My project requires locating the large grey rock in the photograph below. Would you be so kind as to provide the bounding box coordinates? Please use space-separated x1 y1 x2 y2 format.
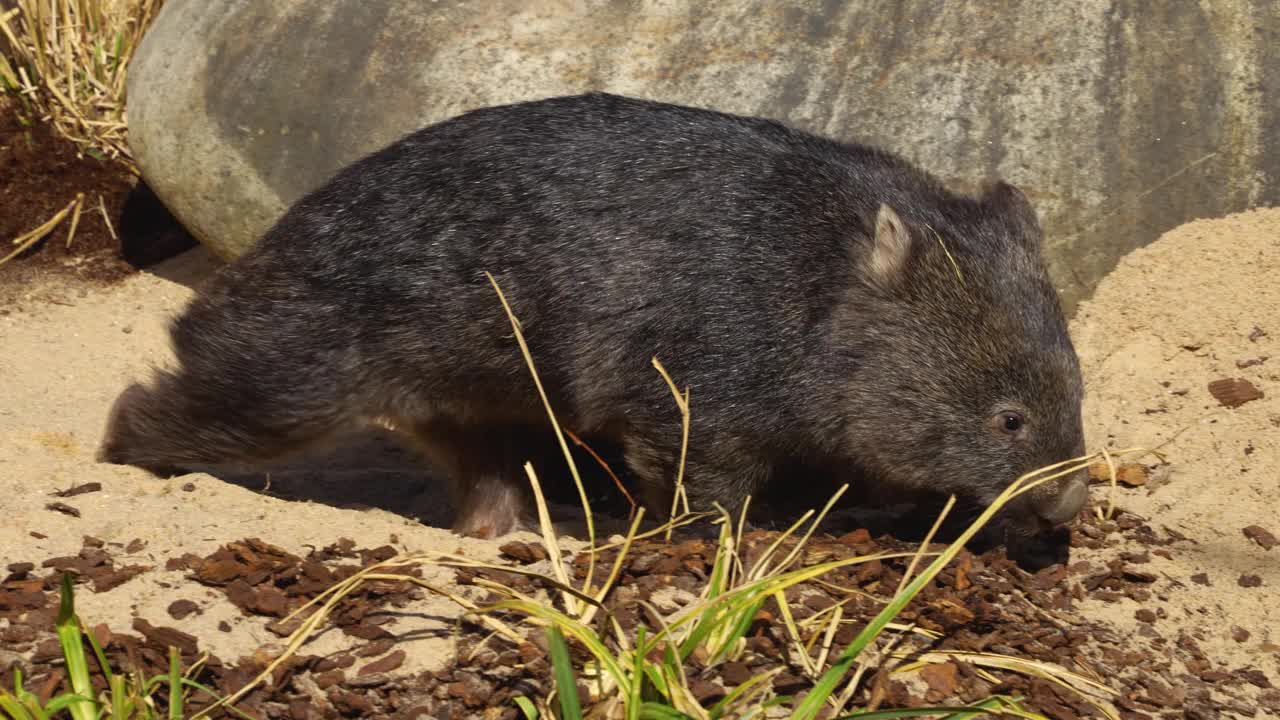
126 1 1280 313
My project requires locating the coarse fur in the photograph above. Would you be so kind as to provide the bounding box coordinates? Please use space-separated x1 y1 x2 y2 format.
98 92 1087 547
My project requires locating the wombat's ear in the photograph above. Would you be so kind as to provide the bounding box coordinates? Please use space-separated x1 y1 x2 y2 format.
864 203 913 290
983 181 1043 249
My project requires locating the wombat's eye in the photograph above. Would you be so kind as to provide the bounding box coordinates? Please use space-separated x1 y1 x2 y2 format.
998 412 1025 434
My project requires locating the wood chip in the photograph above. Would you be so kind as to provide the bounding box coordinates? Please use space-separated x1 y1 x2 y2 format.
357 649 405 676
45 502 80 518
1208 377 1264 408
167 599 200 620
1243 525 1278 550
52 482 102 498
920 661 959 695
1087 462 1148 486
498 541 548 564
91 565 148 592
131 617 198 655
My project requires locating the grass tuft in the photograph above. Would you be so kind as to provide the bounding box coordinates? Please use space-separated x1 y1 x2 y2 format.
0 0 165 169
0 574 245 719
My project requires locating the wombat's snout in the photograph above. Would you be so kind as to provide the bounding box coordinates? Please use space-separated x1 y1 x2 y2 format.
1028 470 1088 526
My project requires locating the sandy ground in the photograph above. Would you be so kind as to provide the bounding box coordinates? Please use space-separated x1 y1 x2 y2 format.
1070 207 1280 682
1 207 1277 703
0 248 565 676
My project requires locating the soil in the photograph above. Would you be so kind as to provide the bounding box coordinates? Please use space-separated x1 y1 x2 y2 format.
0 97 196 307
1 109 1277 716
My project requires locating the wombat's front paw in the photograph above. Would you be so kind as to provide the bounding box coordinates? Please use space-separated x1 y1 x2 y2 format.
1005 524 1072 572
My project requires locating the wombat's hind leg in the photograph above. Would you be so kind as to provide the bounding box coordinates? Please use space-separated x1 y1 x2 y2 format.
409 421 540 539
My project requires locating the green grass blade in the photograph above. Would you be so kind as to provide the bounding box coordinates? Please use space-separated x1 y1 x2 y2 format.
546 627 583 720
485 599 630 695
708 667 782 718
832 696 1017 720
82 620 115 690
41 694 94 715
642 663 671 703
156 677 258 720
664 553 911 650
0 691 37 720
707 596 763 664
703 522 732 600
9 689 46 720
110 675 128 718
638 703 695 720
627 628 646 720
54 575 97 720
512 696 539 720
0 54 18 91
168 647 183 719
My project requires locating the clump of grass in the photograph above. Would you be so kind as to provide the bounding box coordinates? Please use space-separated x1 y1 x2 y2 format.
0 0 164 169
0 574 242 720
191 273 1142 719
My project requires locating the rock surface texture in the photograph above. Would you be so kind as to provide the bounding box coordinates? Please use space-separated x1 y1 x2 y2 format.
126 0 1280 312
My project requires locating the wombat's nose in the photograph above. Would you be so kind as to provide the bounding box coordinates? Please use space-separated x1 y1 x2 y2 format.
1032 471 1088 525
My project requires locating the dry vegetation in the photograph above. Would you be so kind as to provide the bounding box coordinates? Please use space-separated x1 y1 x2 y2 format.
0 0 163 168
0 0 161 269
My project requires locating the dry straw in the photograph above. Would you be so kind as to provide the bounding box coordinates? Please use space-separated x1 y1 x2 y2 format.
0 0 164 169
0 193 82 268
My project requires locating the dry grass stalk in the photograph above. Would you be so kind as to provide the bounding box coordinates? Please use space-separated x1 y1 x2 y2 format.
95 192 116 240
484 270 600 616
896 494 955 594
64 190 84 246
0 0 164 169
0 194 81 267
651 356 692 537
1096 446 1119 522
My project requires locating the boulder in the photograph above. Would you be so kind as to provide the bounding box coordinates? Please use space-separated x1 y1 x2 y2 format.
126 0 1280 312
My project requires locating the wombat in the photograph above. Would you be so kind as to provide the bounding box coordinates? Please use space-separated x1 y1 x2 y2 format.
98 92 1088 547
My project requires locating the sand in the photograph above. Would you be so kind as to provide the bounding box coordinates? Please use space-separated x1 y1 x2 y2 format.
1 207 1277 703
1070 207 1280 688
0 249 560 675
